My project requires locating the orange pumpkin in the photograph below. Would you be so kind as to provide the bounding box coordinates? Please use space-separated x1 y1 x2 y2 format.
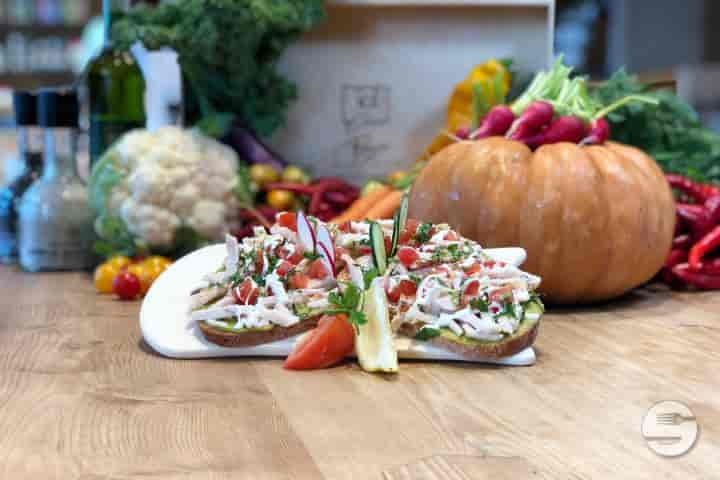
408 137 676 304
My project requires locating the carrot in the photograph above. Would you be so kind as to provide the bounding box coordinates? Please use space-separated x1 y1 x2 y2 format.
330 185 393 223
365 190 404 220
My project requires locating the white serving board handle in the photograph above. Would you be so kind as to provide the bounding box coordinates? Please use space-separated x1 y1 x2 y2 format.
140 244 535 366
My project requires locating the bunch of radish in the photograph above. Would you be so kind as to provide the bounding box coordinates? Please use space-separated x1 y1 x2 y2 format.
455 57 656 149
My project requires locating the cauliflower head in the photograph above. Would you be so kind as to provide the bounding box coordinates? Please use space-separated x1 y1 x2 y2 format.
90 126 242 256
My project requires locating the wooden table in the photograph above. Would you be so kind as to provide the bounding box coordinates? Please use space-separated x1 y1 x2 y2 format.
0 267 718 479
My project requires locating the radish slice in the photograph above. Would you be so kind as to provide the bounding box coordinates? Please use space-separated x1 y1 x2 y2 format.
315 224 335 276
318 242 336 277
296 210 316 253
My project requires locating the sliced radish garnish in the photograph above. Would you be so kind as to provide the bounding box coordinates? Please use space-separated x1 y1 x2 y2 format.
315 224 335 265
296 210 316 253
318 241 336 277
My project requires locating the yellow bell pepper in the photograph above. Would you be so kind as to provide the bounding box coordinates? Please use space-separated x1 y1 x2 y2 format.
420 59 511 161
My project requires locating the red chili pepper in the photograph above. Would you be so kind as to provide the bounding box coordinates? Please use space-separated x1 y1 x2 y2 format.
671 262 720 290
697 257 720 275
676 203 713 241
666 174 720 203
665 248 688 268
672 234 693 250
705 194 720 225
689 225 720 271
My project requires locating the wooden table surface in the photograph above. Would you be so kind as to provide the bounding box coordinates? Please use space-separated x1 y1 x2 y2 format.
0 266 718 479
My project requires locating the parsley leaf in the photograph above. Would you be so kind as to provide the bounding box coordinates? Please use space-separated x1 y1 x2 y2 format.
415 223 432 243
327 283 367 330
415 326 441 341
363 267 380 289
470 297 489 312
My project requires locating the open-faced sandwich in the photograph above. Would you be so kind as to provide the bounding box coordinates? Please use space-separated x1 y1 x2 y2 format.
189 202 543 371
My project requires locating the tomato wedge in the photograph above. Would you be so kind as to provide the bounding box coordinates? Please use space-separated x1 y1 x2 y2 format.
284 314 355 370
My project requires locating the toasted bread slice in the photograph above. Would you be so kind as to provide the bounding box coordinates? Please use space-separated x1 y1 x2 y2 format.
198 317 319 348
397 314 540 360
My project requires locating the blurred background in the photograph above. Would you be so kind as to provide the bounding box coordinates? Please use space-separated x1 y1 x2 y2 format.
0 0 718 172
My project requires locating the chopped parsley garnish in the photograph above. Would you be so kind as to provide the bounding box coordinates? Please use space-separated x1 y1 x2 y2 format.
497 302 516 318
415 326 441 341
293 303 312 320
303 251 321 261
470 297 489 312
408 274 422 285
431 243 467 264
326 283 367 330
415 223 433 243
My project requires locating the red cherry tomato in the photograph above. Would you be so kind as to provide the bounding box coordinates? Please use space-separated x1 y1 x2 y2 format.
464 279 480 297
276 260 293 276
338 221 352 233
288 272 309 289
112 271 141 300
397 247 419 268
233 279 258 305
277 212 297 232
284 314 355 370
387 279 418 303
308 258 328 279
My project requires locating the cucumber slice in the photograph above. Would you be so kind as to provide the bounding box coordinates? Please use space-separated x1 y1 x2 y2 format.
390 192 409 257
369 221 387 274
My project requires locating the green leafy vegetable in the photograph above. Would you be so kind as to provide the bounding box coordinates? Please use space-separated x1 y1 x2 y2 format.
415 326 441 341
327 283 367 329
415 223 433 244
112 0 325 138
469 297 489 313
591 70 720 184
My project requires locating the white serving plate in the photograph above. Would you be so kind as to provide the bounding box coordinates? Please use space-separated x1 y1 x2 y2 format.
140 244 536 366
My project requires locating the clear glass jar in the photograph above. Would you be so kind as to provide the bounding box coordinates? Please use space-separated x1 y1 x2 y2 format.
17 89 95 272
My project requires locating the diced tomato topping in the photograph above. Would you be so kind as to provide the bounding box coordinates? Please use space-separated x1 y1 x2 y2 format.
276 260 293 276
357 246 372 256
334 245 350 259
489 285 514 302
444 231 459 241
277 212 298 232
483 261 496 269
498 261 507 267
308 258 329 279
387 279 418 303
397 247 419 267
288 272 310 289
338 221 352 233
233 279 258 305
288 249 304 265
464 279 480 297
399 218 420 244
464 262 481 275
284 314 355 370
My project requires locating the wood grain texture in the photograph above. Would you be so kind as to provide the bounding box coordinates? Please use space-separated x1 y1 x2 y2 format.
0 267 718 479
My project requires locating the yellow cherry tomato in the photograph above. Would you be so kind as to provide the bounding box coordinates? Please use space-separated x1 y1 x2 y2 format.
142 255 172 271
107 255 131 271
249 164 281 188
267 189 296 210
281 165 310 184
126 263 153 295
94 262 121 294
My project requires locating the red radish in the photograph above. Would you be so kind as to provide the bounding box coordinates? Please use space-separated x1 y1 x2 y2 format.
454 126 471 140
315 224 336 277
580 117 610 145
506 101 554 141
469 105 515 139
296 211 316 253
524 116 587 149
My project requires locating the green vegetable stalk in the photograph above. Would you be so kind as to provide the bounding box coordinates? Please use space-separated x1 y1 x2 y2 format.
112 0 325 138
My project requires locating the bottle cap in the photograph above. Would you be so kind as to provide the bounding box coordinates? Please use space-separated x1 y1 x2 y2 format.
13 91 37 126
38 87 79 128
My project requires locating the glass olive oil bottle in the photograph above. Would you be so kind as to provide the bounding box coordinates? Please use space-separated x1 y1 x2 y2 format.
87 0 146 166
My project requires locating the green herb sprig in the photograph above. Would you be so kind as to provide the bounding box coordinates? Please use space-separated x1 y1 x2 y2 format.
326 283 367 331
